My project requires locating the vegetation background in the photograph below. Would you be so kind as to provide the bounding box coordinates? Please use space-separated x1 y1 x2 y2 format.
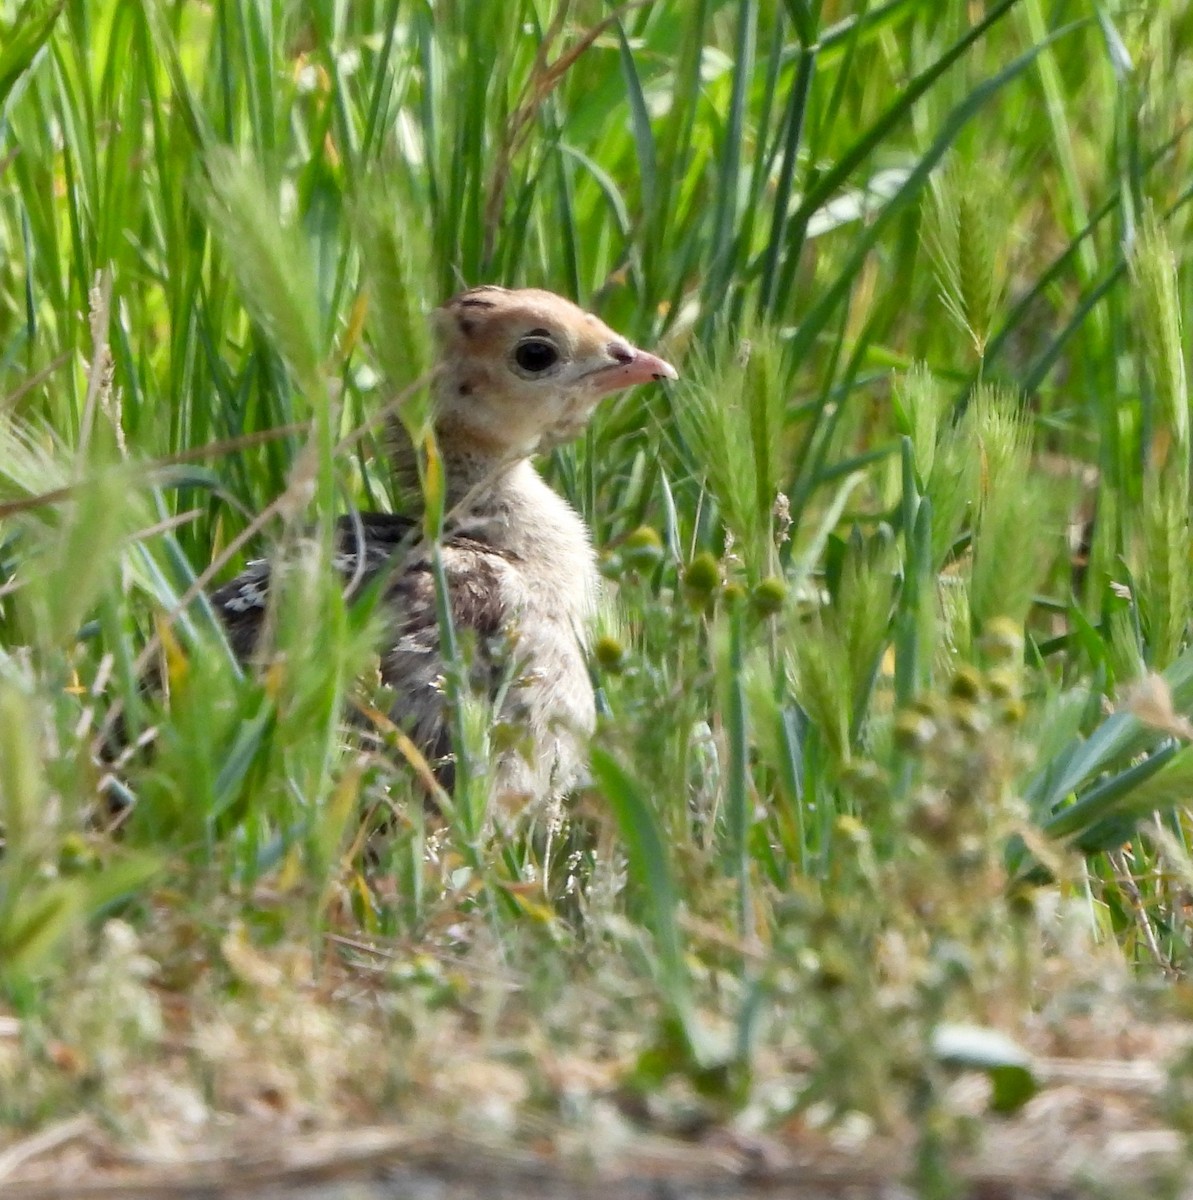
2 0 1193 1191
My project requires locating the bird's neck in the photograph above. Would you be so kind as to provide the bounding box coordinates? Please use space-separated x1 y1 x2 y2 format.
464 458 599 629
387 420 598 626
388 416 530 507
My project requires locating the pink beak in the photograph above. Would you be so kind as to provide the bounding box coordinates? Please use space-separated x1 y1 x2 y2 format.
588 344 678 395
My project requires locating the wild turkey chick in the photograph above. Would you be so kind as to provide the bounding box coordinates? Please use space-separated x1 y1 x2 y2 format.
212 285 677 800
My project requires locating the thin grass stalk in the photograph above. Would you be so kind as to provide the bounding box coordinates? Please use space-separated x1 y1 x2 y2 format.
757 43 815 317
724 603 751 939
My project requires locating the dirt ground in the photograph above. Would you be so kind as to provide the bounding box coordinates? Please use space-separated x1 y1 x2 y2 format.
3 1051 1192 1200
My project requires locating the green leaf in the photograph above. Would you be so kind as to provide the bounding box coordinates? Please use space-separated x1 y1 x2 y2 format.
932 1024 1038 1114
0 0 63 114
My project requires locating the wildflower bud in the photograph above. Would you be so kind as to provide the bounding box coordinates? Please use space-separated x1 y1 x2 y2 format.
750 576 788 617
952 835 985 873
908 794 952 841
949 664 984 701
894 708 936 753
949 698 989 737
622 526 664 570
912 693 948 720
58 832 95 872
722 581 747 607
598 551 624 580
840 760 887 804
594 635 626 673
985 667 1019 700
997 697 1027 725
979 616 1024 664
1006 884 1035 918
813 947 851 991
490 720 530 754
834 814 869 844
683 552 721 596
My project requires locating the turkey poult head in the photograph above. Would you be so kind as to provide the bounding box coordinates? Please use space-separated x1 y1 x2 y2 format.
430 286 677 459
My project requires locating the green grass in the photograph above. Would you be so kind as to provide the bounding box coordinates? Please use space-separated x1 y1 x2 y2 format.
2 0 1193 1185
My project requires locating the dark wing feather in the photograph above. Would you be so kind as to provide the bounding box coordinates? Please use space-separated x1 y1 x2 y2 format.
208 512 511 771
210 511 419 658
336 511 421 568
209 559 273 659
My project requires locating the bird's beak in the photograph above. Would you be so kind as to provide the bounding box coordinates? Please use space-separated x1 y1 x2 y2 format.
587 347 678 395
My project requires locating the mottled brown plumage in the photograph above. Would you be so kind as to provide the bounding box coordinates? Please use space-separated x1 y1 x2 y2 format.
210 286 677 799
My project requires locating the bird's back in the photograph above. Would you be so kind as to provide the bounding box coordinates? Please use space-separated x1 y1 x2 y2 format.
208 506 592 796
211 511 422 658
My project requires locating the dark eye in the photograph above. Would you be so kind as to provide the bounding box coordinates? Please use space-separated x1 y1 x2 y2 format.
514 339 559 373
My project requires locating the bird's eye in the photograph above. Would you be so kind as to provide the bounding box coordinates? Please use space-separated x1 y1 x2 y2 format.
514 339 559 374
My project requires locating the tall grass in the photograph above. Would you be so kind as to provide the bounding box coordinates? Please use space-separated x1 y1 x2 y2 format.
2 0 1193 1172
